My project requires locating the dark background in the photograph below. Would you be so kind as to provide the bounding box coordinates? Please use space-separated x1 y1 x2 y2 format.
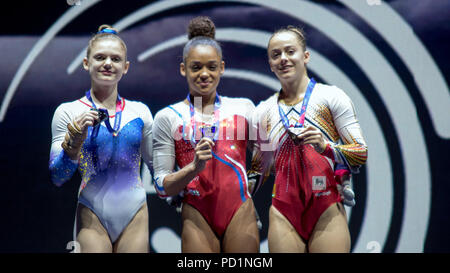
0 0 448 253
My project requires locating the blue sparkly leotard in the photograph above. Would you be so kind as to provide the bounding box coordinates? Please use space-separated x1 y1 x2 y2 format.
49 95 153 243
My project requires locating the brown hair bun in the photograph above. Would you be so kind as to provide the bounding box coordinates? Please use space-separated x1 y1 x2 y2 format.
187 16 216 40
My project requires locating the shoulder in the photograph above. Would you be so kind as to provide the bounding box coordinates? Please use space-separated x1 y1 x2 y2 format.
125 99 151 111
221 96 255 112
221 96 255 108
124 99 153 120
313 83 355 115
55 98 84 111
250 94 278 125
255 93 277 113
154 101 186 123
315 83 350 101
51 99 88 130
220 96 255 120
53 98 87 118
54 102 72 115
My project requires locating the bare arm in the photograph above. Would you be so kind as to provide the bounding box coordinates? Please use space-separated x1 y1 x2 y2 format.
162 138 214 196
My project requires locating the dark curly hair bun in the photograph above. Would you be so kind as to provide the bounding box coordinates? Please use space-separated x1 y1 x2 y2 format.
187 16 216 40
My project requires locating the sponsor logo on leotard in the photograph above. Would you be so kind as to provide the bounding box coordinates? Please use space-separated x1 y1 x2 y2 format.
315 190 331 198
312 176 327 191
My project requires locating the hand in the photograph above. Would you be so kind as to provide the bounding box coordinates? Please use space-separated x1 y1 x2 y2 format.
296 125 326 153
73 110 101 136
192 137 215 173
336 174 356 207
337 181 356 207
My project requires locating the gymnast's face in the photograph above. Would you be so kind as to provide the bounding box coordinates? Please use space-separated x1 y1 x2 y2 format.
268 31 310 84
83 39 129 86
180 45 224 98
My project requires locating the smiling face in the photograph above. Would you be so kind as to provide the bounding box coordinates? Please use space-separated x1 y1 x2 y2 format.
268 31 310 84
83 39 129 86
180 44 224 98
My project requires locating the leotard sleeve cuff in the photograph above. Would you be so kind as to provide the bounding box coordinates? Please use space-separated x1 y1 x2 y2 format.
320 143 335 160
49 150 78 187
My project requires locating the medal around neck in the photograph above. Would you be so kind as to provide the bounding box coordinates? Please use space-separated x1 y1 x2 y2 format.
187 93 221 144
200 124 218 141
91 108 108 127
288 126 303 138
278 78 316 144
86 90 122 138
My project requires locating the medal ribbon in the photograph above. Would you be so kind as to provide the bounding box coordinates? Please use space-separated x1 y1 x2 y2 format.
278 78 316 133
187 93 221 144
86 90 123 137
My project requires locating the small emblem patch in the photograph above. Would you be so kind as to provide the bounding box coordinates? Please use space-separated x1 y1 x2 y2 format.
312 176 327 191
